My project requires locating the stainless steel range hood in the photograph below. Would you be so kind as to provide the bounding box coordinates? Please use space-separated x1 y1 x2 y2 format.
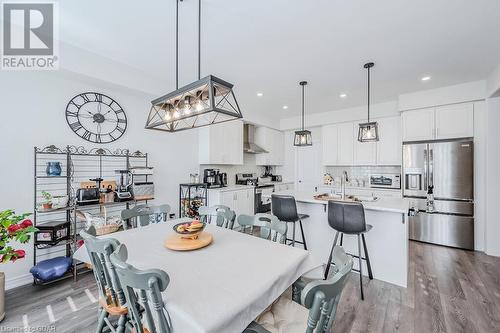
244 124 268 154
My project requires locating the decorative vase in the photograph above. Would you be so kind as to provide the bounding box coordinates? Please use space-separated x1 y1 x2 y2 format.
0 271 5 322
46 162 62 176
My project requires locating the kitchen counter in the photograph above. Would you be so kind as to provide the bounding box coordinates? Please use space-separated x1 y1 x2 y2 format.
207 185 255 192
268 189 409 288
267 190 408 214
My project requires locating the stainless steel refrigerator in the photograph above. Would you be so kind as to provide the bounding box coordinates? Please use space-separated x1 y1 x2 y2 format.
403 139 474 249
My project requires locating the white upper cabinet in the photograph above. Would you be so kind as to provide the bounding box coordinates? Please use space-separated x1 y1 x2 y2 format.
337 122 354 165
401 107 435 142
376 116 402 165
255 127 284 166
435 103 474 140
401 103 474 142
322 124 339 165
199 120 243 165
354 124 377 165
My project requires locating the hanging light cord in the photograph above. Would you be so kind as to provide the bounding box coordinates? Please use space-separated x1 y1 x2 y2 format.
175 0 179 90
301 84 305 130
198 0 201 80
367 65 371 122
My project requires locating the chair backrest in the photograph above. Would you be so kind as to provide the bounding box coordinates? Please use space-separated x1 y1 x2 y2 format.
80 226 124 307
237 214 287 243
327 201 367 233
301 246 353 333
110 244 172 333
271 194 299 222
199 205 234 229
149 204 171 224
121 205 153 229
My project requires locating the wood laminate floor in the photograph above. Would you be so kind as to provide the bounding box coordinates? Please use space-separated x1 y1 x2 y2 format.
1 241 500 333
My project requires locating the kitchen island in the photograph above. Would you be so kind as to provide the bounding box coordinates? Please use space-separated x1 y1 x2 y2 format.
268 190 409 287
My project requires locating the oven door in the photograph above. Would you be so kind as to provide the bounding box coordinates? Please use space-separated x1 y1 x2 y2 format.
255 185 274 213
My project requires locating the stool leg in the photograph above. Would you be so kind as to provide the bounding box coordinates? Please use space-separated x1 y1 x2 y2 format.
324 231 340 279
292 222 296 247
357 235 364 300
340 233 344 246
299 220 307 250
362 234 373 280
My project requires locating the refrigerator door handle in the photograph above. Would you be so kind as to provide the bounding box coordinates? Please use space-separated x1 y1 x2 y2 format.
423 148 428 191
429 148 434 187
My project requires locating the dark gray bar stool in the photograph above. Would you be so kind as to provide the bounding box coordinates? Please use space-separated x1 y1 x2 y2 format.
271 194 309 250
324 201 373 300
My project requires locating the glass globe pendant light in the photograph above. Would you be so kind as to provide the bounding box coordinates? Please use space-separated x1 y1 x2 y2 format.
294 81 312 146
358 62 379 142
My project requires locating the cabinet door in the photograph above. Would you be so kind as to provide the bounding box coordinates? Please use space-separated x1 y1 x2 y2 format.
337 122 354 165
255 127 270 166
273 130 285 165
322 124 338 165
224 121 243 165
376 116 402 165
354 122 377 165
401 108 435 142
435 103 473 139
220 191 236 210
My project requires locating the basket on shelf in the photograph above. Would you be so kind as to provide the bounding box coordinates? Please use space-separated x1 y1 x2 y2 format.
82 207 122 236
95 223 121 236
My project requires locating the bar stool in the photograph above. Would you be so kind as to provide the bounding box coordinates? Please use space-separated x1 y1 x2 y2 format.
271 194 309 250
324 200 373 300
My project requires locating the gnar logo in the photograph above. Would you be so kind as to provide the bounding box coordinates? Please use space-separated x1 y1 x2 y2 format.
1 2 59 70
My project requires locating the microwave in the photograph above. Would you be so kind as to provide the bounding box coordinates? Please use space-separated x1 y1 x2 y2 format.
370 174 401 189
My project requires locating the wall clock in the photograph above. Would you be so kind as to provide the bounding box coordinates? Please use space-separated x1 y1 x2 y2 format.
65 92 127 144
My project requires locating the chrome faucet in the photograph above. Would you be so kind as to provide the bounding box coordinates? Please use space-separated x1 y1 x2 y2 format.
341 171 349 200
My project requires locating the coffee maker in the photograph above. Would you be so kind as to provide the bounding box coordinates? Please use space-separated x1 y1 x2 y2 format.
203 168 226 188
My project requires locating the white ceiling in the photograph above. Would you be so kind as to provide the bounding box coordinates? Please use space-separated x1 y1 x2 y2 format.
58 0 500 119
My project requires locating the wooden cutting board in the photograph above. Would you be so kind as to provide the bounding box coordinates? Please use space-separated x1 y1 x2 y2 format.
164 232 213 251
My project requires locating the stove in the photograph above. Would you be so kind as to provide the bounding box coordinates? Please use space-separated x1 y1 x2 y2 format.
235 173 274 213
235 173 258 186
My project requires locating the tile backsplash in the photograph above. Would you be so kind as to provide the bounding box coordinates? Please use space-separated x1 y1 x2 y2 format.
200 154 268 186
324 166 401 188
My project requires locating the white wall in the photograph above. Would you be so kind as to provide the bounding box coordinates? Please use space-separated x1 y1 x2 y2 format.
487 63 500 97
485 97 500 256
0 71 200 288
398 80 486 111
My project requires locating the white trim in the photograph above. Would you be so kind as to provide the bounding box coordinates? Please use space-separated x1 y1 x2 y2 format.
5 273 32 290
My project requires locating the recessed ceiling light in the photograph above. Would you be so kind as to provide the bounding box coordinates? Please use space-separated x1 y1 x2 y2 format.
421 76 431 81
257 92 263 97
339 93 347 98
282 105 288 110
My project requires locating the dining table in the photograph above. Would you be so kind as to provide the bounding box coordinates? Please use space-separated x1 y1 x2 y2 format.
73 218 322 333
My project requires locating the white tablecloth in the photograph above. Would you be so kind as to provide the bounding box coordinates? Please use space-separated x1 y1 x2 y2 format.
73 219 322 333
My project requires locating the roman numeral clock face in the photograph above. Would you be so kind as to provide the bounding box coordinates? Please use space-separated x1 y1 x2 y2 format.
65 92 127 143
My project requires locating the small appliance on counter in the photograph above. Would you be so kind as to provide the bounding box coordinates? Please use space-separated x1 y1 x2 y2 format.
115 170 133 201
271 175 282 182
369 173 401 189
203 168 226 188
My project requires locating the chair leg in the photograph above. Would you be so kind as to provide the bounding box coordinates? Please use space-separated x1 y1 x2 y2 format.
324 231 339 280
292 222 296 247
95 308 108 333
299 220 307 250
357 235 364 300
362 234 373 280
116 314 127 333
340 233 343 246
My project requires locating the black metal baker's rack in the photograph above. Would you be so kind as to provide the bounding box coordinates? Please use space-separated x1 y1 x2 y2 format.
179 183 208 218
33 145 151 285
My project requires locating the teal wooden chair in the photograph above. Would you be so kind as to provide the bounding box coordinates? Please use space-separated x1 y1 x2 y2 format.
199 205 235 229
244 246 353 333
110 244 173 333
238 214 287 244
121 206 153 230
149 204 171 224
80 226 132 333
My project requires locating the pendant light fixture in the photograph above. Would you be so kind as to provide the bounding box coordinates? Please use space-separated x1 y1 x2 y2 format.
294 81 312 146
145 0 242 132
358 62 379 142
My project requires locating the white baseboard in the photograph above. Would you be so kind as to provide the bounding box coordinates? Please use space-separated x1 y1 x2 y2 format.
5 273 32 290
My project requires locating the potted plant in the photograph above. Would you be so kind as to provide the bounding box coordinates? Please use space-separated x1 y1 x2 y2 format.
41 191 53 210
0 210 38 322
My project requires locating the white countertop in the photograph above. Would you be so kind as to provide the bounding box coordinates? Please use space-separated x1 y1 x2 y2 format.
207 185 255 192
318 184 402 192
268 190 409 214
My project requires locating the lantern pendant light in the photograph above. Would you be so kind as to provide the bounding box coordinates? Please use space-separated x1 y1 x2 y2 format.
294 81 312 146
358 62 379 142
145 0 242 132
